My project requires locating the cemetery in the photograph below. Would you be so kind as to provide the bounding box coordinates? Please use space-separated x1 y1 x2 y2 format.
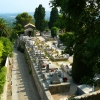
22 36 71 99
17 23 100 100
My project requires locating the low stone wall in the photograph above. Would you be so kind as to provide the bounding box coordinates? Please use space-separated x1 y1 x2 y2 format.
24 45 54 100
52 58 68 61
45 51 68 61
74 90 100 100
49 83 70 94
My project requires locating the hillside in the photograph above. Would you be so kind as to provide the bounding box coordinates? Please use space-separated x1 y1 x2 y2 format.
0 11 50 26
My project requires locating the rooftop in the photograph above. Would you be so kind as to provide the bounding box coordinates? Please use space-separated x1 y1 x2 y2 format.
24 23 35 28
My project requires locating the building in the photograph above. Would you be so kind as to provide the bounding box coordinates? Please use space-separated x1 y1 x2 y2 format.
24 23 35 36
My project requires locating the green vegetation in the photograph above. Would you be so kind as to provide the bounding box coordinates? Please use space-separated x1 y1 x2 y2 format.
14 12 33 36
0 18 7 37
55 14 66 29
14 12 33 28
80 76 94 86
48 7 59 29
51 27 58 38
0 17 13 96
68 98 76 100
0 37 13 66
0 18 18 42
0 18 12 38
0 66 7 95
9 30 18 42
0 34 12 97
59 32 74 55
34 4 45 35
44 20 49 29
0 11 35 97
50 0 100 83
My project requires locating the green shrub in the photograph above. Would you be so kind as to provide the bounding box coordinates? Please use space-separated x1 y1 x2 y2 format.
0 66 7 94
68 98 76 100
80 76 94 86
45 28 49 32
51 27 58 38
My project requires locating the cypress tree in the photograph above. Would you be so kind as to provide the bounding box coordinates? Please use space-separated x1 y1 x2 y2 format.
48 7 59 29
34 4 45 35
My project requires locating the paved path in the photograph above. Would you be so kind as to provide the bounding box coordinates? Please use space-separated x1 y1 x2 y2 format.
12 48 41 100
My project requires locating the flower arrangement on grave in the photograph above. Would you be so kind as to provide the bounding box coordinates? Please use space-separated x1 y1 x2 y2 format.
63 77 68 82
42 64 46 68
50 68 55 72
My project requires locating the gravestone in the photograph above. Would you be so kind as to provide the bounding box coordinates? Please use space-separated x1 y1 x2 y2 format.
50 72 61 84
46 64 49 72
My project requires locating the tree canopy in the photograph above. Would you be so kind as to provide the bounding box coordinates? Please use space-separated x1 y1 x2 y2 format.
50 0 100 83
13 12 34 37
0 18 11 37
0 37 13 65
14 12 33 30
48 7 59 29
34 4 45 35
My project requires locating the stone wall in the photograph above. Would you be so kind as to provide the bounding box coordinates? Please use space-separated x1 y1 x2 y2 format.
74 90 100 100
45 51 68 61
24 45 54 100
49 83 70 94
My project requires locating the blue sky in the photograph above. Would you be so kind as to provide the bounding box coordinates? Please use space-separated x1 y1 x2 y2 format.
0 0 51 13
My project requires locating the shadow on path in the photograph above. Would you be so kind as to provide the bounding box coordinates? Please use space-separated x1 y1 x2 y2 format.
12 48 41 100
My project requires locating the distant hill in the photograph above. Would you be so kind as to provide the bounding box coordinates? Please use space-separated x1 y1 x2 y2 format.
0 11 50 26
28 11 50 20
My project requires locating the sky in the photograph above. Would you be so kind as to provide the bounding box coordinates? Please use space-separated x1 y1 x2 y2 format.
0 0 51 13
